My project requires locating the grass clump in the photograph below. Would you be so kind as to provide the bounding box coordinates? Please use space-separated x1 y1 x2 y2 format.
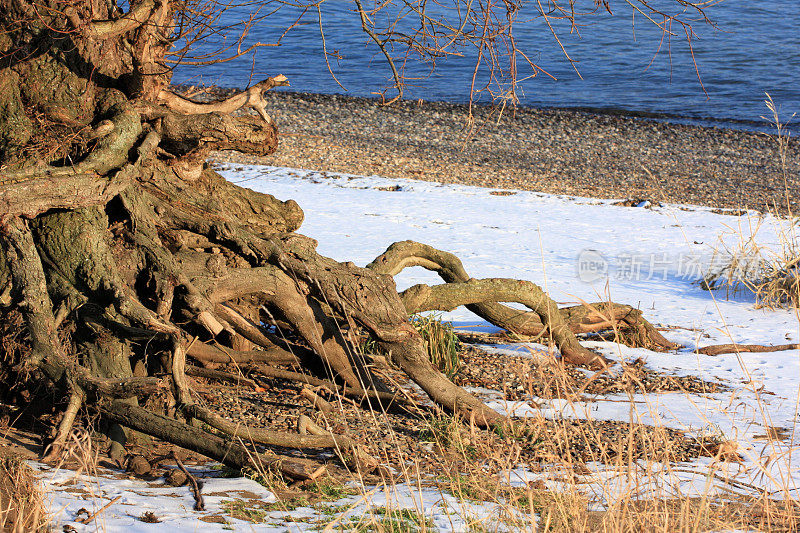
0 456 48 532
222 499 269 523
702 95 799 309
411 314 461 378
311 477 359 501
418 413 479 459
361 313 461 376
331 506 434 532
701 221 799 309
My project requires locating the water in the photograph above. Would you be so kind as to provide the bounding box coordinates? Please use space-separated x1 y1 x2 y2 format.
173 1 800 133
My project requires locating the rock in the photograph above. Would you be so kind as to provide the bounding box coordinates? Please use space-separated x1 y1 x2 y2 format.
126 455 152 476
166 468 188 486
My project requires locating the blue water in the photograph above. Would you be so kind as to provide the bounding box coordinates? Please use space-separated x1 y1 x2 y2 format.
174 1 800 133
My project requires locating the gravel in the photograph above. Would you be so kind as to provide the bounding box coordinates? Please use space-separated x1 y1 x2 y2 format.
454 345 727 402
188 341 719 470
207 89 799 214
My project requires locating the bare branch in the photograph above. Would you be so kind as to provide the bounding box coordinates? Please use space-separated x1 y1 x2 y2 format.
157 75 289 124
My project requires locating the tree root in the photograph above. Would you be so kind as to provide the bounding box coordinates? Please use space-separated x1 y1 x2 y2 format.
368 240 676 352
0 216 163 398
186 342 298 365
42 389 84 463
401 278 606 368
99 400 316 479
157 75 289 125
172 451 205 511
299 386 334 414
184 405 379 474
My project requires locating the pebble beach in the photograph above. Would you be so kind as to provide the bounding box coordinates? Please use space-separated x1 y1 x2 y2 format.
210 90 799 214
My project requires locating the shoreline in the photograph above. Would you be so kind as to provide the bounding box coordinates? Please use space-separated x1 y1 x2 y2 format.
206 89 798 214
200 84 786 135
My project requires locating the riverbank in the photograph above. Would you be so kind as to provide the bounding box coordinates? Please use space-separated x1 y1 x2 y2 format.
207 89 798 214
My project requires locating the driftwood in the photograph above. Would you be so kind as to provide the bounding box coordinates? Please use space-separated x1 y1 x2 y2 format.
697 343 800 356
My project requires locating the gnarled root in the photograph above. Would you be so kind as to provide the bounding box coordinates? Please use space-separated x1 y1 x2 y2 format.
157 75 289 125
100 400 317 479
401 278 606 368
368 240 678 352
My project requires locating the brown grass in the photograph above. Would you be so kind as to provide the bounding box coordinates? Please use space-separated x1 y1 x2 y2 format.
702 95 799 309
0 456 47 532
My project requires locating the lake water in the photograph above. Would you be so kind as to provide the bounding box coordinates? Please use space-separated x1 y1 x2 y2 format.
174 1 799 133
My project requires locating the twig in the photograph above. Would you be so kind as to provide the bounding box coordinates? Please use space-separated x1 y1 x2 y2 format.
172 451 205 511
78 496 121 524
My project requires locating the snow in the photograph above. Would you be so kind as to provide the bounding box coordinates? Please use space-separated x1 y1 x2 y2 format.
36 463 525 531
37 464 279 532
37 164 800 528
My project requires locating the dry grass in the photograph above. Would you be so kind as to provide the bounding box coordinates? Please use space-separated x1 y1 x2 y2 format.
702 212 799 308
0 456 47 532
271 326 799 532
411 314 461 378
326 355 800 532
702 95 799 309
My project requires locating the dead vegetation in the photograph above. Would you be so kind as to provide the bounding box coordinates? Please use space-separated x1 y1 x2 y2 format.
701 95 799 310
0 456 47 532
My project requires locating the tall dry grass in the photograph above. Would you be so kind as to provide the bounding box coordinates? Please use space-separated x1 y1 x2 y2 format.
702 94 798 308
0 456 47 532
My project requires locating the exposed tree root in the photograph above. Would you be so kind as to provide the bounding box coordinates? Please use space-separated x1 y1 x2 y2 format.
99 400 316 479
157 75 290 125
400 277 606 368
172 451 205 511
368 240 677 353
0 102 146 217
1 165 686 476
42 389 84 463
0 48 681 480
